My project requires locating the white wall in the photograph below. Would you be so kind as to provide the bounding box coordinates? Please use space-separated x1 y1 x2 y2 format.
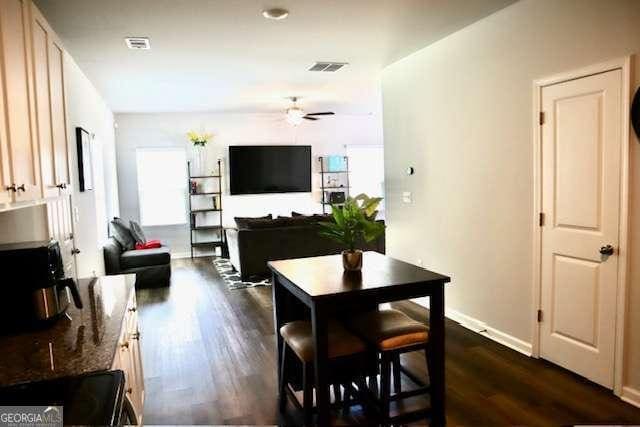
114 112 383 257
63 55 118 276
381 0 640 397
0 204 48 243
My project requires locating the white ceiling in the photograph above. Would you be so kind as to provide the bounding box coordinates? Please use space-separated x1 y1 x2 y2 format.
35 0 516 114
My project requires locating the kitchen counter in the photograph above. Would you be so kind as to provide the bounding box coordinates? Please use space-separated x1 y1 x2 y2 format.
0 274 136 386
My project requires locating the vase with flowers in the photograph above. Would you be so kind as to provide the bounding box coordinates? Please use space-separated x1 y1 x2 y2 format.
187 131 213 175
317 194 385 271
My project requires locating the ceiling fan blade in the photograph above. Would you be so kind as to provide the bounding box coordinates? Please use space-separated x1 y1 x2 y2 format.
305 112 335 116
303 116 319 121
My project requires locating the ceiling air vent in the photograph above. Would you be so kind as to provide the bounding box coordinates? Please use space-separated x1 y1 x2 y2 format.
309 62 348 72
125 37 151 50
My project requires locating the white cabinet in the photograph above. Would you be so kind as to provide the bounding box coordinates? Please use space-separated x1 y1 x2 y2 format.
111 291 145 426
30 3 70 198
46 195 76 279
0 0 72 207
0 0 41 202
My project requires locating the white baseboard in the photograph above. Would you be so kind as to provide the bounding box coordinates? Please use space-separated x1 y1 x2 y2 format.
621 386 640 408
172 251 218 259
445 307 533 356
170 251 191 259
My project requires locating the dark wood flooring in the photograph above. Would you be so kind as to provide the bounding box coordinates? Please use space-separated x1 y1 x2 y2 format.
136 258 640 425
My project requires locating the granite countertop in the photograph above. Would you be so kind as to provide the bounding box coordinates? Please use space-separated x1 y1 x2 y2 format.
0 274 136 387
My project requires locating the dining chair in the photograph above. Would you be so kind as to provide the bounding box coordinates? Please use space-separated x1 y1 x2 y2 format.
347 308 432 423
278 319 371 425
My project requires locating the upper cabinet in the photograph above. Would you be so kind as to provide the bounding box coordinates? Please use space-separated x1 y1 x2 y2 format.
0 0 41 203
0 0 72 206
31 3 70 198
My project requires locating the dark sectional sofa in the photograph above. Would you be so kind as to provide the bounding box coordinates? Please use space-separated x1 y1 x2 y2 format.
103 237 171 288
225 214 385 281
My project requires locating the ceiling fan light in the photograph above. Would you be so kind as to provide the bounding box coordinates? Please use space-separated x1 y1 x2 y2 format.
286 107 305 126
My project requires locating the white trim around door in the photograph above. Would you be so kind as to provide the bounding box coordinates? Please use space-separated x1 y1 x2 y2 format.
531 56 631 396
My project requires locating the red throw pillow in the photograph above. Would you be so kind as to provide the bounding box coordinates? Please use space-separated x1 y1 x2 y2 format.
135 240 161 250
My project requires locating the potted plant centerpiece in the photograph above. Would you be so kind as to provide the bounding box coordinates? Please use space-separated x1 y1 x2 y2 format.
187 131 213 175
318 194 385 271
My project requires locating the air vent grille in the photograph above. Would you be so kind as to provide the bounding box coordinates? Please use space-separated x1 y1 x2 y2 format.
125 37 151 50
309 62 348 72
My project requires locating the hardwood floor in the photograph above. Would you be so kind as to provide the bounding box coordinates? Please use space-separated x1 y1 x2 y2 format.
137 257 640 425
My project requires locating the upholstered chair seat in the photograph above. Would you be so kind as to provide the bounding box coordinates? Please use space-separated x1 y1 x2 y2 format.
280 320 366 362
347 309 429 350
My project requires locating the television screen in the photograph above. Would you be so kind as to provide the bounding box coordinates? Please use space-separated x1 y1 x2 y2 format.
229 145 312 195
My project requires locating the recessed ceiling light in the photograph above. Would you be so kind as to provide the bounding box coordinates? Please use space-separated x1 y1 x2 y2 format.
262 8 289 20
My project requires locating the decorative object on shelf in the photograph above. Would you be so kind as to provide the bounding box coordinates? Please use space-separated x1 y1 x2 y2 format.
318 156 350 214
187 131 213 175
187 131 213 147
317 194 385 272
76 127 94 192
632 87 640 139
328 191 346 204
188 159 226 258
326 155 347 172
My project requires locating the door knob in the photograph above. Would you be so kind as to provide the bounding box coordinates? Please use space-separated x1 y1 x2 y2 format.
599 245 615 256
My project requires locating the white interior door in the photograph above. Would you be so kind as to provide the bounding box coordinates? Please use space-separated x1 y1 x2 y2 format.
539 69 622 388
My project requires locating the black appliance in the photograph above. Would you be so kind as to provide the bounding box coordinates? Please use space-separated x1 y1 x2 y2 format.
0 370 131 426
0 240 82 332
229 145 312 195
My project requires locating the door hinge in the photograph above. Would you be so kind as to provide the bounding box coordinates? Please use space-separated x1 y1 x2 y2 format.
539 212 545 227
539 111 545 125
537 309 543 322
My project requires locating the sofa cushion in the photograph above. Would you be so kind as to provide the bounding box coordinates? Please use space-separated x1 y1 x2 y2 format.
292 212 334 222
235 214 272 229
247 216 314 229
110 218 135 250
129 220 147 245
120 246 171 270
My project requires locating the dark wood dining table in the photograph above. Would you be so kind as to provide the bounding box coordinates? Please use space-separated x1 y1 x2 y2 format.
269 251 451 426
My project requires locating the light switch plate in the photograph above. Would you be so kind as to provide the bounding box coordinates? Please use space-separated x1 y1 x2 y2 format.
402 191 412 203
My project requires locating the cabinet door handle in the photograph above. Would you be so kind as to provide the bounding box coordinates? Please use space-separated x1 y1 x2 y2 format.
56 183 67 189
71 248 81 255
121 341 129 349
128 307 137 313
16 184 25 192
126 387 133 394
5 184 16 192
131 331 141 340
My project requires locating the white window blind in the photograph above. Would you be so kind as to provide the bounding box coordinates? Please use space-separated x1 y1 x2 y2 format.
346 145 385 217
136 148 187 226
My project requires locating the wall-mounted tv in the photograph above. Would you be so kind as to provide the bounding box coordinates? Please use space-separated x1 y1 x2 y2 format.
229 145 312 195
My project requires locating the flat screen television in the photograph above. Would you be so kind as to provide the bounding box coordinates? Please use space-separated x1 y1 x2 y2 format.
229 145 312 195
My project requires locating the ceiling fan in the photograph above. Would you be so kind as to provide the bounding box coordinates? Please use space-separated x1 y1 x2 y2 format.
285 97 334 126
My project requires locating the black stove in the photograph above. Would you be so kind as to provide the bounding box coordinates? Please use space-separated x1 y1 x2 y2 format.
0 370 127 426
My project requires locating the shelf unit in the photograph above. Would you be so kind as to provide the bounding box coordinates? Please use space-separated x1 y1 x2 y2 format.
188 160 226 258
318 156 350 214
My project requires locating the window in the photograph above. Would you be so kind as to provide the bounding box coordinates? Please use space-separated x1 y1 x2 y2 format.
346 145 385 217
136 148 187 226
